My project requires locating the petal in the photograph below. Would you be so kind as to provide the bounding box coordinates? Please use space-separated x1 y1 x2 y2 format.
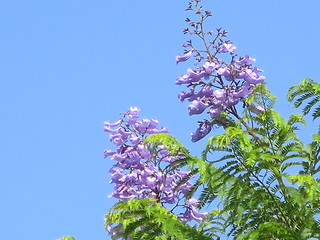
176 49 193 64
188 99 209 115
191 121 212 142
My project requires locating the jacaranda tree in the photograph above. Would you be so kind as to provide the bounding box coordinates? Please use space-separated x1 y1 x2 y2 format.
58 0 320 239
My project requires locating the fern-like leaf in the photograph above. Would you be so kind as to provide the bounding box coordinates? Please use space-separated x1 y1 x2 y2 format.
288 78 320 120
105 198 212 240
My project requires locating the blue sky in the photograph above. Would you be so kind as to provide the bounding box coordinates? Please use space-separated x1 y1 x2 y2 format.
0 1 320 239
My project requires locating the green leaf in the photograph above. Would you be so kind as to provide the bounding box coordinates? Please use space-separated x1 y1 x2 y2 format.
288 78 320 120
105 198 212 240
56 237 76 240
144 133 189 155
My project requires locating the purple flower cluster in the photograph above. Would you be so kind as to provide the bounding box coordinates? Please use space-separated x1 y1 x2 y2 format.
176 53 265 117
176 0 266 142
105 107 207 235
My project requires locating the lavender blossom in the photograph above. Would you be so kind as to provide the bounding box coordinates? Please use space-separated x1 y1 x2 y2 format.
191 120 212 142
106 223 125 238
176 2 266 141
188 99 209 115
176 49 193 64
219 41 236 53
180 198 208 223
104 107 207 230
127 107 139 124
180 207 208 223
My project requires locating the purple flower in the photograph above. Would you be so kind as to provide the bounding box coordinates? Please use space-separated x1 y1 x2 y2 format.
188 99 209 115
122 172 138 183
178 88 195 102
177 181 193 194
106 224 124 237
242 68 266 85
216 66 234 81
236 54 256 65
111 153 127 162
104 119 122 128
176 74 191 85
108 127 131 145
180 206 208 223
146 127 168 134
105 107 205 226
188 86 214 101
136 144 152 159
135 119 158 133
191 121 212 142
109 185 136 200
186 198 200 207
103 126 118 134
189 207 208 222
224 95 240 108
176 68 208 85
176 49 193 64
162 154 180 163
110 168 124 184
175 169 191 179
104 149 115 157
219 41 236 53
209 107 223 119
176 11 268 137
126 150 141 164
110 133 126 146
161 185 177 204
232 86 250 98
203 61 217 74
188 68 208 81
130 135 141 145
127 107 140 124
162 195 176 204
140 164 162 188
147 119 158 129
213 89 226 100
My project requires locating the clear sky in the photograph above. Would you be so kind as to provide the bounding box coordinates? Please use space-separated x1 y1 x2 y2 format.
1 0 320 239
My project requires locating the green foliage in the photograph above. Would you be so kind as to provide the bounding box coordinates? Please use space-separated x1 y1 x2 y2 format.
186 84 320 239
144 133 190 156
56 237 75 240
104 80 320 239
105 198 211 240
288 78 320 120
